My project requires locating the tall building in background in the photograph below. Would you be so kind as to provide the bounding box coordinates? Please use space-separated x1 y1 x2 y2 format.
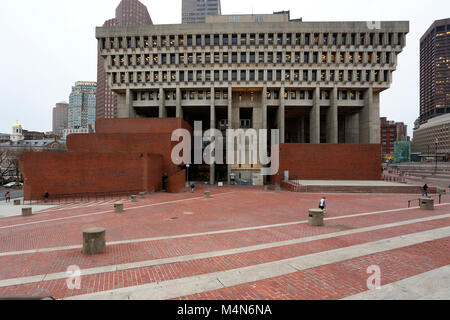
96 0 153 120
68 82 97 130
52 102 68 137
380 117 407 161
182 0 221 24
419 18 450 124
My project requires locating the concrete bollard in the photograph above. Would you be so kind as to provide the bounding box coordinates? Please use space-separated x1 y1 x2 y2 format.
308 209 324 227
14 199 21 206
114 202 124 213
131 195 137 202
82 227 106 255
419 198 434 210
139 192 146 199
275 186 281 193
22 207 32 217
264 185 269 192
204 191 210 199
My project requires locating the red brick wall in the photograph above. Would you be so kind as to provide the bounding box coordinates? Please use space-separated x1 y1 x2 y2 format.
20 152 163 200
274 144 381 184
67 133 180 176
95 118 192 134
166 170 186 193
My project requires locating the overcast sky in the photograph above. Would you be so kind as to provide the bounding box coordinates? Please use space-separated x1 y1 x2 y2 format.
0 0 448 136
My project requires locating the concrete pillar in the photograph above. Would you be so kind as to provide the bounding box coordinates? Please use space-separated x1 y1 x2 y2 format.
227 87 232 184
118 89 135 118
159 87 166 118
176 87 183 118
210 87 216 185
360 87 380 144
326 87 338 144
345 113 360 144
279 87 285 143
262 87 268 130
310 87 320 144
300 117 305 143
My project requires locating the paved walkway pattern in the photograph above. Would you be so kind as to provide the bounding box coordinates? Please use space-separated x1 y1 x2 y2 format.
0 187 448 300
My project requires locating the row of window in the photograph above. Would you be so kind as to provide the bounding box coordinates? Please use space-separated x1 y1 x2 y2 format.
111 69 390 84
109 50 394 66
132 89 365 102
101 32 405 50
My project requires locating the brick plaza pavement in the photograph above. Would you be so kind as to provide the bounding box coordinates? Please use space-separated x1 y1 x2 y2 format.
0 187 448 300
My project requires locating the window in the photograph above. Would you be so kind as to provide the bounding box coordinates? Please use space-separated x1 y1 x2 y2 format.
205 71 211 81
223 71 229 81
268 34 274 45
188 71 193 81
258 34 265 45
178 36 184 46
303 70 308 81
286 34 292 45
305 34 310 45
249 70 255 81
214 34 220 46
187 35 192 46
250 34 256 45
267 70 273 81
214 53 220 63
232 52 237 63
250 52 255 63
304 52 309 63
240 70 246 81
196 35 202 46
277 33 282 45
205 35 211 46
232 34 237 45
276 70 282 81
223 34 229 45
268 52 273 63
196 70 203 81
240 34 247 45
241 52 247 63
214 71 220 81
232 70 237 81
161 36 167 47
312 70 317 81
258 70 264 81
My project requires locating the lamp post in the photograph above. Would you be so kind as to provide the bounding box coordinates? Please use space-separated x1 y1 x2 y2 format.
435 138 438 173
186 164 190 187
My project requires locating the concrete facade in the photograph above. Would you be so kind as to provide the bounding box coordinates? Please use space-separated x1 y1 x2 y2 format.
412 113 450 160
96 19 408 184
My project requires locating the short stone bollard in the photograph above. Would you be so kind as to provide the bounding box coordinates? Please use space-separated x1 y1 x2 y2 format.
131 195 137 202
14 199 21 206
308 209 324 227
419 198 434 210
204 191 210 199
82 227 106 255
275 186 281 193
22 207 32 217
114 202 124 213
139 192 146 199
264 185 269 192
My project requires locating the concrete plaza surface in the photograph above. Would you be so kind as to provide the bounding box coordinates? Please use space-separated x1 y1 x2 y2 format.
0 187 448 300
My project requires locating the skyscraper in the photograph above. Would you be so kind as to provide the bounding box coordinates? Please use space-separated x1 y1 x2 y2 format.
182 0 221 24
52 102 68 137
96 0 152 120
419 18 450 124
68 82 97 130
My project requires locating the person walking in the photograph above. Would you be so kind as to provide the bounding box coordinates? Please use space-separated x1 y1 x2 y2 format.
319 197 327 214
190 183 195 193
5 191 11 203
423 184 429 197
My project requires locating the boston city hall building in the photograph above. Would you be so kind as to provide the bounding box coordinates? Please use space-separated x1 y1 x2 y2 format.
95 12 409 186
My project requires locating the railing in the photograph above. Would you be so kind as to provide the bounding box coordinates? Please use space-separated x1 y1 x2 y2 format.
408 193 443 208
23 190 143 206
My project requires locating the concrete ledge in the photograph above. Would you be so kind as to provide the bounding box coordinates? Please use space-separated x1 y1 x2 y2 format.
13 199 21 206
131 195 137 202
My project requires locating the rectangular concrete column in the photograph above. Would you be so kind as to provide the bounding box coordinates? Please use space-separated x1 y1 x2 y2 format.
227 87 232 184
262 87 267 130
310 87 320 144
117 89 135 118
159 88 166 118
210 88 216 185
300 117 305 143
345 113 360 144
176 87 183 118
360 87 380 144
278 87 285 143
326 87 338 144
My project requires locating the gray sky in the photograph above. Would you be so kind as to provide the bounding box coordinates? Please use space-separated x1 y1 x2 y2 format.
0 0 448 136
